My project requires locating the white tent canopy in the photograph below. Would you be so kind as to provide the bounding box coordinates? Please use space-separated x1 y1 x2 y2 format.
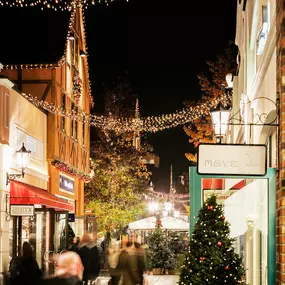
128 216 189 231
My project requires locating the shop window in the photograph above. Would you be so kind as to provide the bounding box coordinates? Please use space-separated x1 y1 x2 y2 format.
74 107 78 140
61 93 66 132
82 116 85 146
4 93 9 128
74 37 79 68
71 103 77 140
202 177 268 284
256 6 268 55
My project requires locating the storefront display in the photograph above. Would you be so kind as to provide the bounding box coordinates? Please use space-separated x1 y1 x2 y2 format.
190 167 276 285
8 181 74 272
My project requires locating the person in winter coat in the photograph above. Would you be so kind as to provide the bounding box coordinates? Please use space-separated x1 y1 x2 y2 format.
43 251 84 285
68 236 80 252
116 240 138 285
9 242 42 285
77 233 100 284
108 241 121 285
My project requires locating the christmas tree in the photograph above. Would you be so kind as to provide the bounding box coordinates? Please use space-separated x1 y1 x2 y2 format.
179 195 245 285
148 217 177 271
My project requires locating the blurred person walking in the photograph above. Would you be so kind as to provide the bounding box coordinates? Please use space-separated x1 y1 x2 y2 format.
68 236 80 252
77 233 100 284
108 241 121 285
9 242 42 285
116 240 137 285
43 251 83 285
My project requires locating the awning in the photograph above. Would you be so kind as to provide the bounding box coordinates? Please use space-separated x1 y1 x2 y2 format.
10 181 74 212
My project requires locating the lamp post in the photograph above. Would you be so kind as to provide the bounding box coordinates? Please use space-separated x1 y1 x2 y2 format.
6 143 31 185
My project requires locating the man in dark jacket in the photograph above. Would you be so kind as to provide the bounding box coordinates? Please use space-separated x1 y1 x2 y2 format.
77 233 100 284
9 242 42 285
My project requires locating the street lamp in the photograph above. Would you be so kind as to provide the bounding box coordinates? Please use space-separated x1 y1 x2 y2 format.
6 143 31 185
210 102 231 143
148 201 159 213
164 200 173 212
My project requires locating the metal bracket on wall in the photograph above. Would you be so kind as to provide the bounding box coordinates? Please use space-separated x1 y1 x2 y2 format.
5 194 10 222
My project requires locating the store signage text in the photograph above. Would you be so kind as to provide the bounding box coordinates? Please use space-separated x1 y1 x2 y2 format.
10 205 35 216
60 175 74 194
197 144 267 176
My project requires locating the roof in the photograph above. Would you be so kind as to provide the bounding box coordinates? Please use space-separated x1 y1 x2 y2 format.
0 7 71 65
128 216 189 231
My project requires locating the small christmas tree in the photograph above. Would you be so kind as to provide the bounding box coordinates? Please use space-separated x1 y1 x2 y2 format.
148 217 177 271
179 195 245 285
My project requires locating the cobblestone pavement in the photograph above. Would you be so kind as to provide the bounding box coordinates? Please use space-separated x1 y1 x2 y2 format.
145 275 179 285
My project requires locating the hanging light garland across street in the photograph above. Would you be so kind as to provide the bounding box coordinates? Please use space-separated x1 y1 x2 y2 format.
0 0 133 10
22 92 231 133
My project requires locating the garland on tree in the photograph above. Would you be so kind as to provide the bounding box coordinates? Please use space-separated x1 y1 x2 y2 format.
179 195 245 285
51 159 91 183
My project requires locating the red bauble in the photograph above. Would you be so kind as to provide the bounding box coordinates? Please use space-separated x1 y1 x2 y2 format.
217 241 222 247
221 216 225 221
225 266 229 270
200 257 205 261
207 205 213 210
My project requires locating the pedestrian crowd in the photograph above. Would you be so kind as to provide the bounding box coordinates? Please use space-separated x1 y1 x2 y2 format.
8 233 149 285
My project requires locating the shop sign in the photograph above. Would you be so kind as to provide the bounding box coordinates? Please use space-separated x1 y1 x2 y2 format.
197 144 267 176
60 174 74 194
10 205 35 216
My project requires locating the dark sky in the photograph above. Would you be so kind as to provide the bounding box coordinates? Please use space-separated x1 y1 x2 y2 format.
86 0 237 192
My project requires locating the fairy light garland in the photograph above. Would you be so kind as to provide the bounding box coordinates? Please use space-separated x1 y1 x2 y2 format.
2 3 95 106
0 0 133 11
22 92 231 133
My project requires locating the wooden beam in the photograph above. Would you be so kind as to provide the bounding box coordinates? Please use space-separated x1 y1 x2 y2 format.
42 83 52 101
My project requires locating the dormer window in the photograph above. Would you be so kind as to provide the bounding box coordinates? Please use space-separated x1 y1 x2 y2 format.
256 6 268 55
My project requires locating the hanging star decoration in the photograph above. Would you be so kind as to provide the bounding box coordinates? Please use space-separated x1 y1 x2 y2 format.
21 91 231 133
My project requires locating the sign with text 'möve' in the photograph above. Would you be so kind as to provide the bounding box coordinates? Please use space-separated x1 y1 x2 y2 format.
197 144 267 176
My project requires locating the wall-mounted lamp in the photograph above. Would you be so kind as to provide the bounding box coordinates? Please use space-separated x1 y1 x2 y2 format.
210 93 279 144
6 143 31 185
80 50 87 57
210 102 231 142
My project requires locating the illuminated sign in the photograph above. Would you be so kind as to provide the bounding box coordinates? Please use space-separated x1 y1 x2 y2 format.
60 174 74 194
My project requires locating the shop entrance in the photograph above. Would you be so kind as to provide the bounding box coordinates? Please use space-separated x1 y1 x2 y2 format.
189 167 276 285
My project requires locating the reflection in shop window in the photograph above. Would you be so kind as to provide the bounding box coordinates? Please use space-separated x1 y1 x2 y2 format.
202 178 268 284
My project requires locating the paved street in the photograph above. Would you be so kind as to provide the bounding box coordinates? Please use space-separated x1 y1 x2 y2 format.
145 275 179 285
97 274 179 285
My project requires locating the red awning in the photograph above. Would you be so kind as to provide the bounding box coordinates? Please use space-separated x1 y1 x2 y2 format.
202 178 245 190
10 181 74 212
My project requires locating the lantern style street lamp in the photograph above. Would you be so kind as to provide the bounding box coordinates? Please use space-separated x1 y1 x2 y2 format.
6 143 31 185
210 102 231 143
148 201 159 213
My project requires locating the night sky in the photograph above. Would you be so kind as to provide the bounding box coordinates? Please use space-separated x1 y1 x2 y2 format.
86 0 237 192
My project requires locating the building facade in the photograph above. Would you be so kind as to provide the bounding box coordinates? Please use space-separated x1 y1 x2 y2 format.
276 0 285 283
229 0 277 284
0 4 92 281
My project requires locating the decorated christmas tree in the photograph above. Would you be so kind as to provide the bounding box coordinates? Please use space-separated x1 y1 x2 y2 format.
179 195 245 285
148 217 177 271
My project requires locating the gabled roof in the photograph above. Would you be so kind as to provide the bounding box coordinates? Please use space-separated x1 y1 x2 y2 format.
0 7 71 65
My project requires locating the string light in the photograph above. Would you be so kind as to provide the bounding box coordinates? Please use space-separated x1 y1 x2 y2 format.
2 3 95 106
0 0 133 11
22 92 231 133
